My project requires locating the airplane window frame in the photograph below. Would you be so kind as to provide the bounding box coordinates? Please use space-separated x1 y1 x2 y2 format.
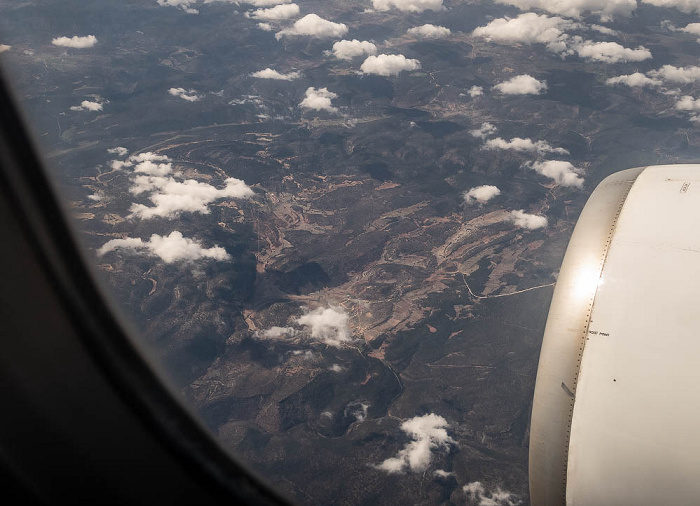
0 67 292 506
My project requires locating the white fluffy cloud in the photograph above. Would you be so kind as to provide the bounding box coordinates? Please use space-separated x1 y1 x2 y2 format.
377 414 454 474
494 0 637 20
590 24 617 35
245 0 293 5
107 146 129 157
484 137 569 155
348 402 369 422
648 65 700 84
407 24 451 39
463 185 501 204
275 14 348 39
124 152 253 219
470 122 497 139
168 87 201 102
463 482 520 506
675 96 700 111
331 39 378 60
371 0 443 12
605 72 662 87
494 74 547 95
70 100 103 112
257 326 298 339
641 0 700 14
129 176 253 219
133 158 173 176
97 231 230 263
131 152 171 163
468 85 484 98
299 87 339 113
52 35 98 48
679 23 700 42
574 40 652 63
472 13 577 54
250 3 299 20
528 160 584 187
472 13 652 62
157 0 202 13
295 306 351 347
360 54 421 76
510 210 547 229
251 68 300 80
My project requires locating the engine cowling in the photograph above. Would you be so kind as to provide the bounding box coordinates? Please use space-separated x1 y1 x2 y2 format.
530 165 700 505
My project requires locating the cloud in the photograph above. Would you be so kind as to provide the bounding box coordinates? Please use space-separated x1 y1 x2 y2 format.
434 470 455 479
377 413 454 474
51 35 98 48
573 40 652 63
129 176 254 219
407 24 451 39
133 160 173 177
292 350 316 359
130 152 171 163
527 160 584 187
675 96 700 111
257 22 273 31
275 14 348 39
168 87 201 102
648 65 700 84
468 85 484 98
347 402 369 422
251 68 300 80
509 210 547 230
472 13 577 54
299 87 339 113
331 39 377 60
679 23 700 41
470 122 497 139
463 185 501 204
463 482 520 506
590 24 617 35
157 0 199 14
472 14 651 62
250 3 300 20
70 100 103 112
0 44 10 53
494 74 547 95
641 0 700 14
125 152 254 219
494 0 637 20
605 72 662 87
97 231 230 263
371 0 443 12
295 306 351 347
484 137 569 155
107 146 129 157
246 0 293 5
360 54 421 76
110 160 133 170
257 326 298 339
329 363 344 372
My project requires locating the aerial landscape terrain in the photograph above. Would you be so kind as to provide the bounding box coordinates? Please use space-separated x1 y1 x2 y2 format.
2 0 700 504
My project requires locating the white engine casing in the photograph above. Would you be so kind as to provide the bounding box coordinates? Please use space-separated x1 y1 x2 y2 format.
530 165 700 505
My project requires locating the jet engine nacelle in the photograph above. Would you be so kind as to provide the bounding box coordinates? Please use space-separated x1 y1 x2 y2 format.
530 165 700 505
